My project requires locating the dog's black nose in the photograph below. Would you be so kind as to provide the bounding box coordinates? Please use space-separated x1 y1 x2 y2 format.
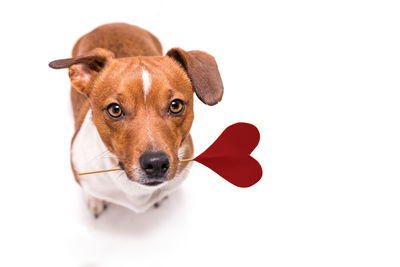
139 151 170 179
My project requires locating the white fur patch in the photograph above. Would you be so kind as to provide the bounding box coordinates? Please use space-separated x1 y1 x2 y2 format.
178 144 187 161
142 68 151 101
142 67 154 144
71 110 191 213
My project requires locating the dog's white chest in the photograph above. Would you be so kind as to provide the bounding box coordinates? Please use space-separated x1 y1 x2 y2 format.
71 110 190 213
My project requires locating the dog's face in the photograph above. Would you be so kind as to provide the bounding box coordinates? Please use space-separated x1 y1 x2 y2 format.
50 48 223 186
90 56 195 185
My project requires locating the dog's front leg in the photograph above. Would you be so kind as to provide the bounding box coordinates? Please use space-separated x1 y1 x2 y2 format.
86 195 108 218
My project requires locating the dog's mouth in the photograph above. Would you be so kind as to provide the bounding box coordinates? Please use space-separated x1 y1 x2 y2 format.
142 181 164 186
134 178 166 187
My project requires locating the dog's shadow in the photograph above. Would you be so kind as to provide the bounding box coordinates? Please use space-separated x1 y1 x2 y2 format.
76 189 186 236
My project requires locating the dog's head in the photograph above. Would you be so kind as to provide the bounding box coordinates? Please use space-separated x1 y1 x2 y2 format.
50 48 223 186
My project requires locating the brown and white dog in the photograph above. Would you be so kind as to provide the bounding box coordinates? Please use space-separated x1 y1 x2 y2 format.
49 23 223 217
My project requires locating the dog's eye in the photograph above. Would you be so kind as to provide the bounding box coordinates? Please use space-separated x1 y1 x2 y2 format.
169 99 185 115
106 103 124 119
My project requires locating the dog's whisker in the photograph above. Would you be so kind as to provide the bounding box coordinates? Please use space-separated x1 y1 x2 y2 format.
95 149 109 157
101 156 120 161
116 171 125 179
88 149 113 162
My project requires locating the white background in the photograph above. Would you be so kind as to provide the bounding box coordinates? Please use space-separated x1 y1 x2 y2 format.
0 0 399 266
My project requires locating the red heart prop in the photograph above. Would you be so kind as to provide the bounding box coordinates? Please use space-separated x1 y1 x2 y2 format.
194 123 263 187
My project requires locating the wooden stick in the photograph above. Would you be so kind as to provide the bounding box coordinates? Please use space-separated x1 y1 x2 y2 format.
79 168 122 176
180 158 194 162
78 158 194 176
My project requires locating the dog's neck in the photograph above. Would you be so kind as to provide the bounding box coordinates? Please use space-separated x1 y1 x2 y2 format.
71 110 192 212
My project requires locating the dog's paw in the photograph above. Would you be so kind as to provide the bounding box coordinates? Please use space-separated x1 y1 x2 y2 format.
153 196 168 209
87 196 108 218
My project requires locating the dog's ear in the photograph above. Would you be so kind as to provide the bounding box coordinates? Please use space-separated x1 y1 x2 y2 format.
167 48 223 106
49 48 114 95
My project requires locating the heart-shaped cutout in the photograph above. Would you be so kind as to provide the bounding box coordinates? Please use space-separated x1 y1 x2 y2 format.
194 123 263 187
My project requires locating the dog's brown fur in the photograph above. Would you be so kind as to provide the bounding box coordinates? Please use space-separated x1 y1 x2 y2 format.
70 23 163 133
49 22 223 187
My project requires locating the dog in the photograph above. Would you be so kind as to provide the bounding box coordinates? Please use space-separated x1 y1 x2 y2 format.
49 23 223 217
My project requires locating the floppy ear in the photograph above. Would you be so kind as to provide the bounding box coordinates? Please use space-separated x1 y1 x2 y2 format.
167 48 223 105
49 48 114 95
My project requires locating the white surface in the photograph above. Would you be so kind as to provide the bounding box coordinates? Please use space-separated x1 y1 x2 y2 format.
0 0 399 266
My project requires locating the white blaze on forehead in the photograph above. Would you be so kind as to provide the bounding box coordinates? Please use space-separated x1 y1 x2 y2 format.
141 67 155 145
141 68 151 101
